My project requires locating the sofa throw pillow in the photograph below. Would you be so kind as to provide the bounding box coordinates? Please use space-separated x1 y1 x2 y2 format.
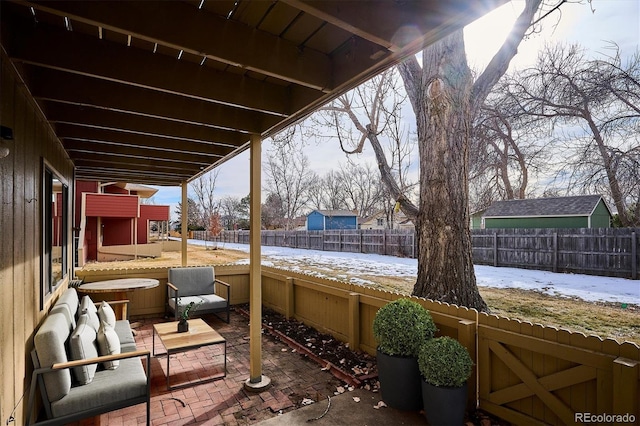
97 321 121 370
79 295 97 314
69 314 99 384
97 300 117 328
83 306 100 332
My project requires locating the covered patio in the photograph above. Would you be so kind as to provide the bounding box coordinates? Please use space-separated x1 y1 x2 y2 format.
0 1 508 424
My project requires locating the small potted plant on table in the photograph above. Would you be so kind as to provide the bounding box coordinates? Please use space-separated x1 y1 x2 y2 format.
373 298 436 411
418 336 473 425
177 300 200 333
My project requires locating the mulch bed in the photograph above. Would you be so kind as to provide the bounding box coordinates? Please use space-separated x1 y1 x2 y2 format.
236 305 510 425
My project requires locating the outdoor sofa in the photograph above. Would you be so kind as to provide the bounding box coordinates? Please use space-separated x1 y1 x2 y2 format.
26 288 150 425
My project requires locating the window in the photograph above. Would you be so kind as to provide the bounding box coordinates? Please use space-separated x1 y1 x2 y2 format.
42 161 69 308
377 218 384 226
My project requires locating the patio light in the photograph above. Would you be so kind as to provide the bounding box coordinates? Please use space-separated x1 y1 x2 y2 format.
0 125 13 158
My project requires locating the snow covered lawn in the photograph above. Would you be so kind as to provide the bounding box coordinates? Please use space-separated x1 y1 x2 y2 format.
188 240 640 306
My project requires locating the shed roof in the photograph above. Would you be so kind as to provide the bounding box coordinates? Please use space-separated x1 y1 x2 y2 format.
311 209 358 217
483 195 608 218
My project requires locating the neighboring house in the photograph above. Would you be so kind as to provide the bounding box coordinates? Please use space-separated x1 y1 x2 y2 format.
360 210 414 230
307 210 358 230
482 195 612 229
75 181 171 265
470 208 488 229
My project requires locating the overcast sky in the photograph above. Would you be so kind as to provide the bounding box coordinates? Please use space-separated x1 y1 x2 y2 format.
151 0 640 220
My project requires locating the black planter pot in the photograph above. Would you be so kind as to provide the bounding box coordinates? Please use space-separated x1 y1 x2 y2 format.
177 319 189 333
421 380 468 425
376 349 422 411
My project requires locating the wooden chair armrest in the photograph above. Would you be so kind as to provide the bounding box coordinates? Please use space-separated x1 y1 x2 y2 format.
215 279 230 299
51 349 151 370
167 282 178 292
93 299 130 307
214 279 230 288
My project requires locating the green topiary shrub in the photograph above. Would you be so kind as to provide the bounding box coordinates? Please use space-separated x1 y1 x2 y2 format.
373 298 437 357
418 336 473 387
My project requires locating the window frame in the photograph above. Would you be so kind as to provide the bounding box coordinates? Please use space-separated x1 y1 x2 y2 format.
41 159 69 309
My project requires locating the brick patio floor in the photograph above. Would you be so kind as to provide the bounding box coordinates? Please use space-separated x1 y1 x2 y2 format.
84 309 346 426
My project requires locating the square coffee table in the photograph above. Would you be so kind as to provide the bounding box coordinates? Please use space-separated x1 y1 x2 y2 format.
153 318 226 389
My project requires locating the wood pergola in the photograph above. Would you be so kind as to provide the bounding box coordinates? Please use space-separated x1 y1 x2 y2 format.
1 0 504 389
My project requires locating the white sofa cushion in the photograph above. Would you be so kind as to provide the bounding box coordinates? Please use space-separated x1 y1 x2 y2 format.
69 314 99 384
97 322 120 370
33 312 72 402
98 301 116 328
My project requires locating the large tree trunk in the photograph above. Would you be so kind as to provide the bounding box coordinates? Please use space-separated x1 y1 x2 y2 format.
409 31 487 311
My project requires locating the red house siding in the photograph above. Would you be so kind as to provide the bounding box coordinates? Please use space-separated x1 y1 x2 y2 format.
102 218 133 246
75 181 98 227
138 205 170 244
85 193 138 218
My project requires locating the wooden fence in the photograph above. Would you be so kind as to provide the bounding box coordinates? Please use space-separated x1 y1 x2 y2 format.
76 265 640 425
192 228 640 279
472 228 638 279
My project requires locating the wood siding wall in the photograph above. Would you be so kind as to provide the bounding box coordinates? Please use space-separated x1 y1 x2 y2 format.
194 228 640 279
0 51 74 425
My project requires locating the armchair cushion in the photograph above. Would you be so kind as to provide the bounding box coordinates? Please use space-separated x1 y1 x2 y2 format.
168 267 215 296
167 266 230 323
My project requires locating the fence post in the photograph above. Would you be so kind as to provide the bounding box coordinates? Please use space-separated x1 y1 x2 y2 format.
553 232 558 273
348 293 360 351
285 277 295 319
383 230 387 255
612 357 638 416
493 232 498 267
458 319 477 409
632 231 637 279
359 230 363 253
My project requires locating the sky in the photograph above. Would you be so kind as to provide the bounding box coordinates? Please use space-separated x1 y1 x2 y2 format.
150 0 640 220
186 239 640 306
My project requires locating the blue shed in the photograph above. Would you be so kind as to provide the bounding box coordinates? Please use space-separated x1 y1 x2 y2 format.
307 210 358 230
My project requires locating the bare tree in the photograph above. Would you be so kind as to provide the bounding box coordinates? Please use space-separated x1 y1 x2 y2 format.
219 196 241 230
327 0 550 310
190 170 220 229
505 43 640 226
317 69 418 220
469 81 553 211
339 162 385 218
264 135 316 230
307 170 346 211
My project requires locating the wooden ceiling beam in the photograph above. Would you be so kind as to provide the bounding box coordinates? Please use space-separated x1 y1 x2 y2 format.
19 0 333 91
64 139 216 166
43 103 249 148
74 166 191 186
55 123 236 157
4 18 323 117
70 151 207 172
24 66 279 134
283 1 505 53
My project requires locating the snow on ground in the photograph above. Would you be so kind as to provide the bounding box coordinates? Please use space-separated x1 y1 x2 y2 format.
187 239 640 306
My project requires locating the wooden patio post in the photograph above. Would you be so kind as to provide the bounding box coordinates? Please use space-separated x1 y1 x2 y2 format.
181 180 187 266
244 133 270 390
